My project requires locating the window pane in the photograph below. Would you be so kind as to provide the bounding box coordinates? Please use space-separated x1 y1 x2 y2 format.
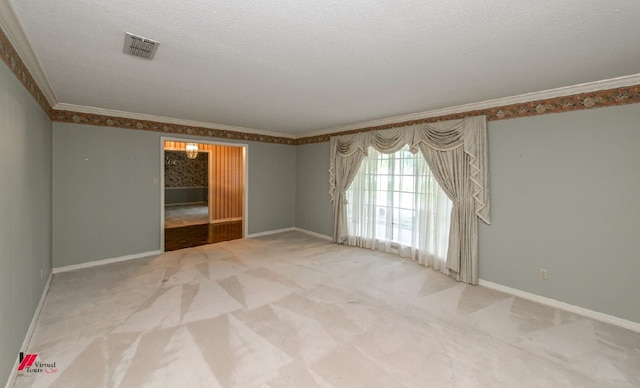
345 145 452 261
399 193 414 210
400 176 414 193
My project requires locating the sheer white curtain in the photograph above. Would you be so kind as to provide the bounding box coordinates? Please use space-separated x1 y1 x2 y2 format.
346 146 453 270
329 116 490 284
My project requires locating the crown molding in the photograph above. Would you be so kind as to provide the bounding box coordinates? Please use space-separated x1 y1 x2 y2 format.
56 78 640 146
302 74 640 139
0 0 57 107
54 103 296 140
52 104 298 145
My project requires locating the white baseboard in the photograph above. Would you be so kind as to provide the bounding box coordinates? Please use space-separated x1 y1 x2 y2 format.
5 272 53 388
247 227 333 241
479 279 640 333
293 228 332 241
52 250 163 274
247 227 295 238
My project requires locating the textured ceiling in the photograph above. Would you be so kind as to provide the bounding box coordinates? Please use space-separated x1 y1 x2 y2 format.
6 0 640 136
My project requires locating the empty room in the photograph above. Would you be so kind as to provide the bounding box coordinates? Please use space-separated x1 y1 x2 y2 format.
1 1 639 387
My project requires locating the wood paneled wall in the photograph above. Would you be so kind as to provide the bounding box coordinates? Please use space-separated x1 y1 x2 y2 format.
164 141 244 221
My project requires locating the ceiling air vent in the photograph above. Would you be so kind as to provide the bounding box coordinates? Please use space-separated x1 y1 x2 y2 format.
123 32 159 60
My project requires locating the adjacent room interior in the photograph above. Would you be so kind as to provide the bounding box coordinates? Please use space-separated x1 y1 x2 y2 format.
2 1 640 387
163 140 245 251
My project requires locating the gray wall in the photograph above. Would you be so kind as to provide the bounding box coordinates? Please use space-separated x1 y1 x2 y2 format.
479 104 640 323
0 61 52 384
52 122 296 267
295 142 333 237
247 142 296 234
52 124 162 267
294 104 640 324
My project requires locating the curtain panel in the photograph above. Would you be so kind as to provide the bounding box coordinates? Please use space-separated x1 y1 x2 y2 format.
329 115 490 284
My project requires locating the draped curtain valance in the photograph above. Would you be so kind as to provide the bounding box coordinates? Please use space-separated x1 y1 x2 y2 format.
329 115 490 284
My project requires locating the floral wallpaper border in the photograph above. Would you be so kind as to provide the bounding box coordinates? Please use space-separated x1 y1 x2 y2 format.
0 25 53 116
2 25 639 146
296 84 640 144
51 109 298 145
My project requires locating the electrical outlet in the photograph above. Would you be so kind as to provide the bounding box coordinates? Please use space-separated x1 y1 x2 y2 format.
539 268 548 280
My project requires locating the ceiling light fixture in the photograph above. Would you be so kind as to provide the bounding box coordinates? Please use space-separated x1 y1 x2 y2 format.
185 143 198 159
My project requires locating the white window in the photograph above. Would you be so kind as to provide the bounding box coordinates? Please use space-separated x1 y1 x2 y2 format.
346 146 453 267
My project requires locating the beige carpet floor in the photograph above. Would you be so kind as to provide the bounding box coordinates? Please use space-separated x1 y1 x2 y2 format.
14 231 640 387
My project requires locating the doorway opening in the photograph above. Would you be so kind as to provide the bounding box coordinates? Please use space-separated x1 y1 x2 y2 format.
161 138 247 251
164 148 210 228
